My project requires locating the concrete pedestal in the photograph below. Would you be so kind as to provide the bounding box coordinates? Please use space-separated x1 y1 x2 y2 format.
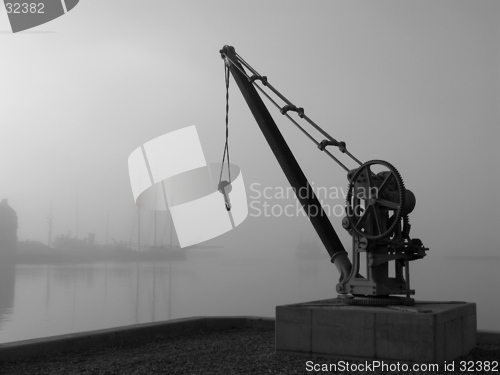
276 299 476 364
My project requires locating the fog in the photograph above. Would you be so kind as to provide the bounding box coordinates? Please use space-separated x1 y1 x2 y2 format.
0 0 498 338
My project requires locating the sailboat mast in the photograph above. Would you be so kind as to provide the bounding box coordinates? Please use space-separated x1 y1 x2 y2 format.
137 205 141 252
154 211 157 248
47 205 53 247
169 210 173 248
106 211 109 246
76 188 79 239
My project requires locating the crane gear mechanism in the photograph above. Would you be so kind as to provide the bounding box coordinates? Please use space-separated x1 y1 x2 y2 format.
345 160 406 240
220 45 427 305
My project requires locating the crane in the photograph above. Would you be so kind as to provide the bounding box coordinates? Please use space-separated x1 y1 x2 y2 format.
219 45 427 306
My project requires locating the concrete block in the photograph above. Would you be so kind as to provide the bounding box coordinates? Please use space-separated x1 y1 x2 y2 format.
462 311 477 352
375 310 434 362
312 307 375 358
275 299 477 364
275 305 312 353
445 315 464 361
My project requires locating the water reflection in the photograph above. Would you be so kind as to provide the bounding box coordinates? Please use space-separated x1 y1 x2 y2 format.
0 253 498 344
0 260 199 343
0 262 15 329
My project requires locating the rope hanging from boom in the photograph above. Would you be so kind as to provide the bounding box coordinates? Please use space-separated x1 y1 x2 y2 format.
218 63 232 211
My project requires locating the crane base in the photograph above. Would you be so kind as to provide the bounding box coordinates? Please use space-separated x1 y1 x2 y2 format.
275 298 476 364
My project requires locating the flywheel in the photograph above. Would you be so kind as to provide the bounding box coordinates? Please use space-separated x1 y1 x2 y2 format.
345 160 405 240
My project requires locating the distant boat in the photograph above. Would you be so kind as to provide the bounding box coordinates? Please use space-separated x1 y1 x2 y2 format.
129 207 188 262
53 233 99 252
146 244 187 261
8 206 187 264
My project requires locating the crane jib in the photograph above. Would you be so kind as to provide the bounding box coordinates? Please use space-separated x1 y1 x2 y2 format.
220 45 352 283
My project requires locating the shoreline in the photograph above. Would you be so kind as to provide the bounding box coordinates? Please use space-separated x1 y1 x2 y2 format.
0 317 499 375
0 316 499 362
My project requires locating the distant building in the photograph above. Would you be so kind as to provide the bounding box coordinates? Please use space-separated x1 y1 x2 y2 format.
0 199 18 252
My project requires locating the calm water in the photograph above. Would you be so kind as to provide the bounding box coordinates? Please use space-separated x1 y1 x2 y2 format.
0 251 498 344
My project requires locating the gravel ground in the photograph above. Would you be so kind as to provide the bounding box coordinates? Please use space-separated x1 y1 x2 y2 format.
0 327 499 375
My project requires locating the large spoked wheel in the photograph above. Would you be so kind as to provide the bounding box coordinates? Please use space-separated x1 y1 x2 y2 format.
345 160 405 240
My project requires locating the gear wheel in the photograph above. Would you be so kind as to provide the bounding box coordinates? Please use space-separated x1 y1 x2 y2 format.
402 214 411 239
345 160 405 240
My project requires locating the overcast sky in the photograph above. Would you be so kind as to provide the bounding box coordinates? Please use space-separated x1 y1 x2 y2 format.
0 1 498 260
